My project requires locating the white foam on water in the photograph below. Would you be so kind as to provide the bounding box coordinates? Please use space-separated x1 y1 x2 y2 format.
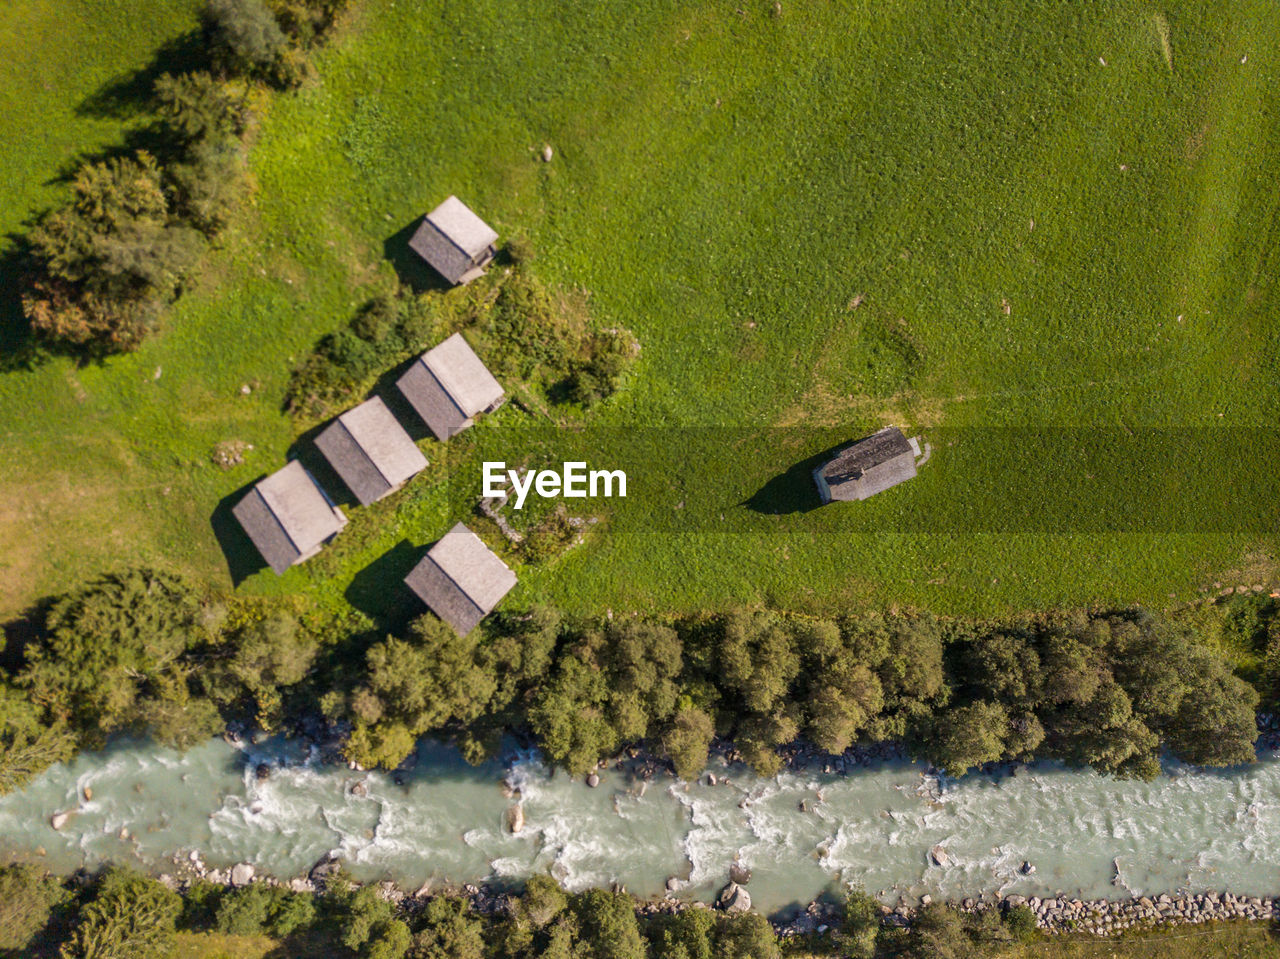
7 741 1280 909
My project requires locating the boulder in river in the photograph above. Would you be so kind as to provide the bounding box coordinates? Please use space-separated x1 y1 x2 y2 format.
50 810 72 831
255 763 270 782
717 881 751 913
729 862 752 885
81 785 93 802
309 853 343 885
231 862 255 886
351 780 368 798
1020 860 1036 875
586 772 600 788
507 804 525 834
929 844 951 868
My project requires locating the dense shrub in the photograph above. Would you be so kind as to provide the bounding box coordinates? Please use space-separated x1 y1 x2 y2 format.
22 153 203 352
286 265 639 425
60 867 181 959
0 863 65 953
18 0 346 357
203 0 292 82
284 293 441 421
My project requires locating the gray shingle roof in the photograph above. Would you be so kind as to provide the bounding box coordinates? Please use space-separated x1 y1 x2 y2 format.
315 397 428 505
404 522 517 634
232 461 348 573
815 426 917 502
408 196 498 285
396 333 505 441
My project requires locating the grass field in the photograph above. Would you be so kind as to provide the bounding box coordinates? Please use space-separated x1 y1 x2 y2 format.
1 0 1278 622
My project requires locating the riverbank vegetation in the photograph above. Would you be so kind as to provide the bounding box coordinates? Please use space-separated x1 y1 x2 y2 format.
1 568 1271 793
4 861 1277 959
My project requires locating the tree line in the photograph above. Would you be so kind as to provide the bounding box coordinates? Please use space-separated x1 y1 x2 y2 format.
15 0 350 357
0 567 1270 796
0 859 1039 959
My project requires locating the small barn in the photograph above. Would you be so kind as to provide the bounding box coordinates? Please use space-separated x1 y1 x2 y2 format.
396 333 505 441
314 397 428 506
814 426 919 503
404 522 517 635
409 195 498 285
232 461 348 574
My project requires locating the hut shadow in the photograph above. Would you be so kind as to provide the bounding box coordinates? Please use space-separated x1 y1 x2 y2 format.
383 218 452 293
345 539 423 633
742 442 849 515
211 477 270 586
368 354 439 442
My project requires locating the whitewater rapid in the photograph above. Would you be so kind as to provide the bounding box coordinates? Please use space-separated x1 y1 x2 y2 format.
0 738 1277 912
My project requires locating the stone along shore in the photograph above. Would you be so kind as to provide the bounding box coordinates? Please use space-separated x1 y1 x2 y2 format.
963 891 1276 938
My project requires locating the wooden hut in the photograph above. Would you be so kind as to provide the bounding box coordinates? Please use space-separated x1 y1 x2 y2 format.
404 522 517 635
232 461 348 573
314 397 428 505
408 195 498 285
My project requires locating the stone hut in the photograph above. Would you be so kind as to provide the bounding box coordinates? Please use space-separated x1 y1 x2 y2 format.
409 195 498 285
396 333 505 441
232 461 348 573
314 397 428 506
404 522 517 635
814 426 919 503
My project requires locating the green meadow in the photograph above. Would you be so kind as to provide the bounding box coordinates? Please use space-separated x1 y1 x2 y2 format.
1 0 1277 623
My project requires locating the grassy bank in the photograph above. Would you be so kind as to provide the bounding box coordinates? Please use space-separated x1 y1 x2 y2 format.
1 0 1277 621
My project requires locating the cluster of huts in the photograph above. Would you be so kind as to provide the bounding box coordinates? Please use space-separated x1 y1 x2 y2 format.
232 197 516 635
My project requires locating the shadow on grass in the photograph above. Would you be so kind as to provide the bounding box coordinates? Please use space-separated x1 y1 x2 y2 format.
0 600 52 673
742 441 848 515
345 538 425 634
74 30 208 121
384 218 453 293
211 477 270 586
0 238 36 371
369 353 438 441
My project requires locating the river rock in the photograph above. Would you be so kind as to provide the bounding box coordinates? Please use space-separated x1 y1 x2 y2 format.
50 810 72 830
309 853 343 885
231 863 255 886
1020 860 1035 875
289 878 315 893
586 772 600 788
929 844 951 868
255 763 270 781
729 862 752 885
351 780 368 798
666 877 681 893
82 785 92 802
507 804 525 834
717 881 751 913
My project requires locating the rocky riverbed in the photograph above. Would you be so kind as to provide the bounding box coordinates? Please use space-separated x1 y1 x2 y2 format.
160 842 1277 941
